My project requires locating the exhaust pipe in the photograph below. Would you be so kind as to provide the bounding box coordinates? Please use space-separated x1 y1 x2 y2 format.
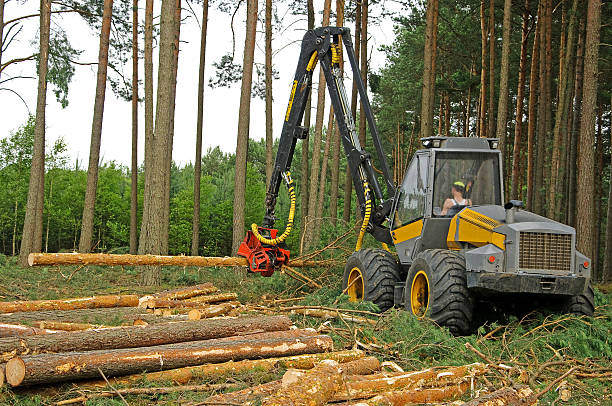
504 200 523 224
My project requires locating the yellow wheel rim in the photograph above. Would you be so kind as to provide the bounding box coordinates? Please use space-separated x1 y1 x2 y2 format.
410 270 429 317
347 267 365 302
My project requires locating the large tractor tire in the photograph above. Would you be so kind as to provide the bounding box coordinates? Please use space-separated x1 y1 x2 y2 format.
405 249 473 335
342 249 401 312
564 283 595 316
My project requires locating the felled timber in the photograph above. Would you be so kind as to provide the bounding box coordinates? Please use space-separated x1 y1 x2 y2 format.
6 334 333 386
142 293 238 309
332 363 486 401
0 315 292 361
86 349 366 387
204 380 282 406
287 308 377 325
341 384 469 405
0 363 5 386
0 323 58 337
28 252 334 268
153 283 218 300
127 314 190 325
0 295 139 314
462 386 536 406
262 360 343 406
187 302 240 320
0 307 146 325
32 321 111 332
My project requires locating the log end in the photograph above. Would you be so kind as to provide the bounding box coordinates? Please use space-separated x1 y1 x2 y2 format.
6 357 25 387
133 319 149 326
188 309 201 320
0 364 5 387
27 253 35 267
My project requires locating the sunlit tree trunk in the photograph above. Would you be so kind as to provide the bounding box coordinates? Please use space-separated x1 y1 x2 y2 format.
420 0 437 139
576 0 601 262
496 0 511 174
264 0 273 187
231 0 258 254
534 1 547 214
329 0 344 226
141 0 154 232
478 0 487 138
130 0 139 254
192 0 208 256
19 0 50 266
487 0 495 139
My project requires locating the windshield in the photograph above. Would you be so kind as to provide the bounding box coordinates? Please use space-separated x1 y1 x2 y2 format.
432 151 501 217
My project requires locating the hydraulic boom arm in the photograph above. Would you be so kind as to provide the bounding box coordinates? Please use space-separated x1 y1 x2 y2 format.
238 27 395 274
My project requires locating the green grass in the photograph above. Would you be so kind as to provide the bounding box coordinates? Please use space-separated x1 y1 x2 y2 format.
0 260 611 405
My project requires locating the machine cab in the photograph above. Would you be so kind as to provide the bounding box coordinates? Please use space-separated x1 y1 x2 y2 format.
390 137 504 265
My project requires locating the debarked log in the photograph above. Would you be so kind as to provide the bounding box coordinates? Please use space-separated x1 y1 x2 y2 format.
84 349 366 387
332 362 486 401
153 283 218 300
187 302 240 320
0 323 59 337
340 383 469 405
0 295 139 314
28 253 335 268
6 334 334 386
0 315 292 361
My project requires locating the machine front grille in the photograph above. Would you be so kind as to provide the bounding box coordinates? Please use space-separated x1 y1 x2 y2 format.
519 232 572 273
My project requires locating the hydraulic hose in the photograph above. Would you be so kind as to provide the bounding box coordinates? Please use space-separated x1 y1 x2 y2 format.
355 182 372 251
251 172 296 246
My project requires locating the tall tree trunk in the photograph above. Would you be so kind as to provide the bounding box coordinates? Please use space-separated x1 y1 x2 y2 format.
534 1 547 214
314 109 334 235
304 0 332 250
420 0 437 139
543 0 552 208
548 0 578 220
191 0 208 256
428 0 438 132
359 0 368 146
144 0 154 177
264 0 273 186
300 0 315 252
603 95 612 282
576 0 601 262
487 0 495 139
342 0 361 225
130 0 139 254
568 17 584 228
329 0 344 226
79 0 114 253
44 178 53 252
139 0 180 284
464 63 473 137
479 0 487 138
19 0 50 267
511 0 529 199
12 199 18 257
496 0 512 171
592 109 603 278
231 0 258 254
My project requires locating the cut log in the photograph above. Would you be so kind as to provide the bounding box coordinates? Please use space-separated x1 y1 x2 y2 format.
86 349 366 387
0 363 4 386
339 356 380 375
204 380 282 406
0 323 59 337
0 307 147 325
0 295 139 314
153 283 218 300
28 253 334 268
262 360 343 406
128 314 190 325
288 308 377 325
462 385 535 406
6 334 334 386
332 363 486 401
143 293 238 309
32 321 111 331
341 383 469 405
187 302 240 320
0 315 292 361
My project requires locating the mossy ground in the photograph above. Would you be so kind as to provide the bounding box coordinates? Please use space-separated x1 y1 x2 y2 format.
0 258 610 405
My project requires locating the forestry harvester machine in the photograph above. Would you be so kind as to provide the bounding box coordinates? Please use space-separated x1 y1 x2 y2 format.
238 27 594 335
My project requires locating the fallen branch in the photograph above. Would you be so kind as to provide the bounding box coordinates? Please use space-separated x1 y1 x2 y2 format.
281 265 322 289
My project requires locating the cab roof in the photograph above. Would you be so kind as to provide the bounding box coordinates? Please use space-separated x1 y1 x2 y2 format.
420 137 499 150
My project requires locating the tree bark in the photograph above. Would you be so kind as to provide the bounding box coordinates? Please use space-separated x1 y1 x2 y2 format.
0 315 292 361
341 385 469 405
264 0 273 186
329 0 344 226
462 386 535 406
604 95 612 282
79 0 114 253
342 0 361 225
18 0 50 267
32 321 110 332
130 0 138 254
534 1 547 214
142 293 238 308
314 108 334 236
143 0 153 185
231 0 259 254
28 253 333 267
496 0 511 171
0 308 146 325
511 1 529 198
420 0 437 139
576 0 601 260
358 0 369 147
138 0 179 283
6 334 332 386
487 0 495 139
0 295 138 314
0 324 58 337
548 0 578 220
303 0 332 250
187 302 238 319
191 0 209 256
478 0 487 138
153 282 217 300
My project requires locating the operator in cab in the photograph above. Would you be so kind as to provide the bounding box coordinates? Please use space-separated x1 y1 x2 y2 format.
441 181 472 215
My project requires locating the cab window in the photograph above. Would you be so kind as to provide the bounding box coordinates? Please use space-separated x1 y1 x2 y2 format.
394 154 428 228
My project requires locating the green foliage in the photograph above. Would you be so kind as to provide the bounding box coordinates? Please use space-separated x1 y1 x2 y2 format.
47 28 82 108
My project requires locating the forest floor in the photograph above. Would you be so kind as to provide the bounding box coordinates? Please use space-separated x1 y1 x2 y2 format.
0 256 611 405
